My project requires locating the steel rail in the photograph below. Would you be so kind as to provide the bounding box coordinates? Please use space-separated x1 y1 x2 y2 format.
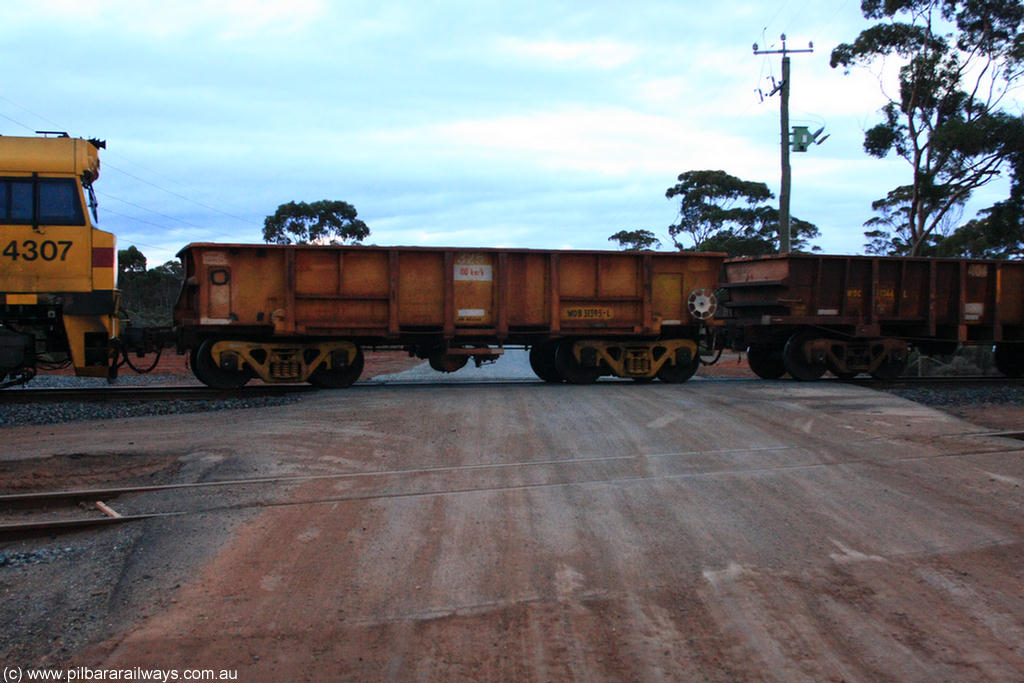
3 442 1023 540
4 374 1021 403
0 444 804 508
0 384 316 404
846 376 1023 388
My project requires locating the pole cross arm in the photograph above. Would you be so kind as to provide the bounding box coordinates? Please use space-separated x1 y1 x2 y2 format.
752 34 814 254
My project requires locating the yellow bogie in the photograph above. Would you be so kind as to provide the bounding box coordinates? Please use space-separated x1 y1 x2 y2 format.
207 340 359 384
569 339 698 380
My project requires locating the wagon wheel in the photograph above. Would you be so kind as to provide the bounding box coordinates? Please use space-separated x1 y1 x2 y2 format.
529 341 563 383
828 363 859 380
818 340 857 379
783 331 827 381
869 357 906 380
656 354 700 383
554 340 601 385
869 353 907 380
994 343 1024 378
428 351 468 373
190 339 253 389
310 347 364 388
746 344 786 380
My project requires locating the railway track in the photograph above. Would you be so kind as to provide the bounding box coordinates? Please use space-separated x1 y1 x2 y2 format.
0 384 317 404
4 436 1023 541
3 374 1020 403
846 375 1024 389
0 378 555 403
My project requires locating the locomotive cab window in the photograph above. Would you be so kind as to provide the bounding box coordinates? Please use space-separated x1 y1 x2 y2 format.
0 177 85 225
1 179 33 221
38 179 84 224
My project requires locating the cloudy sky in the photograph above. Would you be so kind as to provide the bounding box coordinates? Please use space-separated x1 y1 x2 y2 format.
1 1 1015 266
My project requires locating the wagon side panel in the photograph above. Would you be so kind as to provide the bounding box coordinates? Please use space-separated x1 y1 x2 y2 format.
506 252 550 329
998 262 1024 339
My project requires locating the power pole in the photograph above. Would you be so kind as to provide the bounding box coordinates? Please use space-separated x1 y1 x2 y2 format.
754 35 813 254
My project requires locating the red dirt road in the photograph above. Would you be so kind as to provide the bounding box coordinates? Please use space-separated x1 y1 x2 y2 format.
3 373 1023 681
24 380 1012 681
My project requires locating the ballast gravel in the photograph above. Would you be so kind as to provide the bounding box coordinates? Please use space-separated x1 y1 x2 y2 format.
0 547 76 568
0 396 301 428
0 374 301 427
883 384 1024 408
4 353 1021 427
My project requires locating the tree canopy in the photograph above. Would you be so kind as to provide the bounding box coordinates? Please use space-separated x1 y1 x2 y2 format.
608 229 661 251
831 0 1024 256
933 131 1024 258
117 248 184 327
263 200 370 245
664 170 820 256
118 245 147 273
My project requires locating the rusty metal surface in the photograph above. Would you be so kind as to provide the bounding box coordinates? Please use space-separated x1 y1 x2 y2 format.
174 245 725 344
723 254 1024 342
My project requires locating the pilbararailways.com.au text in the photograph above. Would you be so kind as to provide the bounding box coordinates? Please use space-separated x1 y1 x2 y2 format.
4 667 238 682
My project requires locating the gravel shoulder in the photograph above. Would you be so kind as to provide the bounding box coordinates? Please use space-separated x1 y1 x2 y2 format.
0 350 422 427
881 384 1024 432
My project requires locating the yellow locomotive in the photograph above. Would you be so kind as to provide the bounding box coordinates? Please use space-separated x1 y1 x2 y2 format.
0 133 119 385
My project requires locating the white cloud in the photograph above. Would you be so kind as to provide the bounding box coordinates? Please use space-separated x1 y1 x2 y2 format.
13 0 326 39
496 37 638 69
5 0 1013 263
372 106 777 180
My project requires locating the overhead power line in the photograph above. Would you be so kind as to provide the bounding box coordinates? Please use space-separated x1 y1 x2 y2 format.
0 111 33 132
0 95 260 235
96 191 211 232
103 163 256 227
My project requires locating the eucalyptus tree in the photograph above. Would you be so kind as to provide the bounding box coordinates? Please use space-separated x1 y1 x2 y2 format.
263 200 370 245
608 229 662 251
665 170 819 255
831 0 1024 255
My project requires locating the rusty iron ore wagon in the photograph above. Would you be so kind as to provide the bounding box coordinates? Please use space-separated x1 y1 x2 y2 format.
173 244 725 388
721 254 1024 380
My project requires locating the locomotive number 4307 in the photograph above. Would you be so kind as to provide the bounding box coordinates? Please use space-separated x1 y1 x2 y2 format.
2 240 73 262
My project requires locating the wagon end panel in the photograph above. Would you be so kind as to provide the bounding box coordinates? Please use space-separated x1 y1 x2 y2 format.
651 271 683 325
650 253 723 327
177 245 286 334
720 255 795 328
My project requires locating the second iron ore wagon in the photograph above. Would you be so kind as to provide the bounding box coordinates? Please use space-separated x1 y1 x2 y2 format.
721 253 1024 380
